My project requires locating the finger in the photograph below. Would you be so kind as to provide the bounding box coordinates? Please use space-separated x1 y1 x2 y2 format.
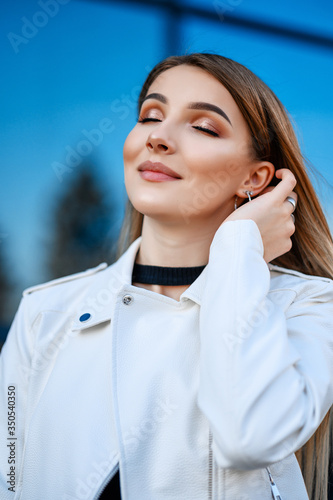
275 168 297 188
260 186 274 196
271 169 297 202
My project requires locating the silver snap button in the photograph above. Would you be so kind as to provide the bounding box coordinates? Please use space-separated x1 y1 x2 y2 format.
122 294 133 305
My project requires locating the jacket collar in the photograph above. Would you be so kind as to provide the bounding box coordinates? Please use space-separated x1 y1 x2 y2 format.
108 236 207 307
72 236 206 331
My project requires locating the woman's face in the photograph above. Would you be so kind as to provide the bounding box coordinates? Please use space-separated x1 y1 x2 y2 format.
123 65 256 225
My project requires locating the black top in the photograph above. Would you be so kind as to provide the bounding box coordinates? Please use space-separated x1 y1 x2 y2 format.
132 262 206 286
99 470 121 499
99 262 206 499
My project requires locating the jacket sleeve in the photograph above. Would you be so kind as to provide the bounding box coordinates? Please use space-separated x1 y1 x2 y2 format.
197 219 333 470
0 295 34 497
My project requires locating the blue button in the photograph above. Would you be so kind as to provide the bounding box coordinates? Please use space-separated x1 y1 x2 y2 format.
79 313 91 322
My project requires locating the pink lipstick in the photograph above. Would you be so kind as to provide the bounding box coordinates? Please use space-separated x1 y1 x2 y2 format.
138 161 181 182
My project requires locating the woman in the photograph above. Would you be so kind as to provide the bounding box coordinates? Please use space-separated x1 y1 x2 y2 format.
0 53 332 500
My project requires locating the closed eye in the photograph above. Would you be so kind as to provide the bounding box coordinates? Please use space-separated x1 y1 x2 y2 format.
192 126 219 137
138 117 162 123
138 118 219 137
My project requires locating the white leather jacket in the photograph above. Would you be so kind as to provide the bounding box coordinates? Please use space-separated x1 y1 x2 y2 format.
1 220 333 500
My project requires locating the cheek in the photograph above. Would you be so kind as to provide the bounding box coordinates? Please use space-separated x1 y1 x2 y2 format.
185 143 243 180
123 127 143 164
184 145 250 201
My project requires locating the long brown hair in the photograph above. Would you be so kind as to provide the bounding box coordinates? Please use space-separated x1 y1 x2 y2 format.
118 53 333 498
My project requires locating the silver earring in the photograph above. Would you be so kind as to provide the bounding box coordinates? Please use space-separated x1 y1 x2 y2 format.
234 196 238 210
244 190 253 202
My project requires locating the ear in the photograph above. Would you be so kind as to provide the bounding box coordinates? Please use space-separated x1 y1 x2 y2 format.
235 161 275 199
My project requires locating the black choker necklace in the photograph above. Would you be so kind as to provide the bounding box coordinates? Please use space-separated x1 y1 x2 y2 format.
132 262 206 286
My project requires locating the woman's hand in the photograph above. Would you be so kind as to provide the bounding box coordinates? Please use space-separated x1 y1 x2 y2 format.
225 169 297 263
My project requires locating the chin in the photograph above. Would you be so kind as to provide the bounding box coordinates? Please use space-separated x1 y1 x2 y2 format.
129 194 180 221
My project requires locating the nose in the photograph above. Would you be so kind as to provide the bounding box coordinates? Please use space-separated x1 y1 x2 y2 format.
146 123 176 154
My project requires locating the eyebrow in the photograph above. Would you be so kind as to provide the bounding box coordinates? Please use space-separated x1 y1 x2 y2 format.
142 93 232 126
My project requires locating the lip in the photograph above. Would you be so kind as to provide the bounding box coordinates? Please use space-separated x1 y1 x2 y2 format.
138 161 182 182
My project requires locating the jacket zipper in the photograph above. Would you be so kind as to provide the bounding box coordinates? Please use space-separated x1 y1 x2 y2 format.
266 467 283 500
93 463 119 500
92 441 281 499
208 430 213 500
208 433 282 500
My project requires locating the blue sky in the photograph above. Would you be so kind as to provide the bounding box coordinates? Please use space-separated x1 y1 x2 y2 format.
1 0 333 306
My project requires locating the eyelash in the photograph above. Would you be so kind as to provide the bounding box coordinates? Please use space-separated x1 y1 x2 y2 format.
138 117 219 137
138 117 161 123
192 126 219 137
